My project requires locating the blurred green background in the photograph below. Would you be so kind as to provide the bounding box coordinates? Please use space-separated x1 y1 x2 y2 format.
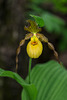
0 0 67 100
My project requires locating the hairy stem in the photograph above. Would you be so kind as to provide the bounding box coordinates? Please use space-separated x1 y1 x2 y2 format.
28 58 32 84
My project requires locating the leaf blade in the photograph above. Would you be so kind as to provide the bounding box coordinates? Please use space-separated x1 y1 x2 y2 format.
0 68 37 100
30 14 45 27
22 60 67 100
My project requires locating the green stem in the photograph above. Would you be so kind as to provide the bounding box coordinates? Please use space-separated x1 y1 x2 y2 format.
28 58 32 84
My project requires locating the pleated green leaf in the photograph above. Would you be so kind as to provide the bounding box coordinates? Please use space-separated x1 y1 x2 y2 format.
0 68 37 100
22 60 67 100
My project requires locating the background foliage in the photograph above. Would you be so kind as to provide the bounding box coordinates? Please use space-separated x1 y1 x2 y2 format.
28 0 67 51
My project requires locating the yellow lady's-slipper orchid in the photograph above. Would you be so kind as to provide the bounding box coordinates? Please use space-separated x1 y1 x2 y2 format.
16 20 60 71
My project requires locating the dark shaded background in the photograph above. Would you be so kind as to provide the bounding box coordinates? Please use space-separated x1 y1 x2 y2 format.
0 0 67 100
